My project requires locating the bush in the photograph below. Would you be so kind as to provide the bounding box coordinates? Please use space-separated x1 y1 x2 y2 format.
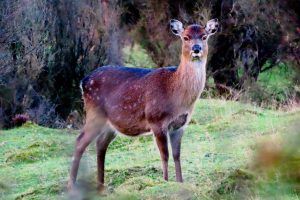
240 62 300 108
123 44 157 68
12 114 29 127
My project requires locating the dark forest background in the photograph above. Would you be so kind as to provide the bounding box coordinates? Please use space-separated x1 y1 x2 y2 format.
0 0 299 128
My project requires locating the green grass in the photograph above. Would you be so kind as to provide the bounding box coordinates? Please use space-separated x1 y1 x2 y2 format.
123 44 157 69
240 62 300 108
0 99 299 199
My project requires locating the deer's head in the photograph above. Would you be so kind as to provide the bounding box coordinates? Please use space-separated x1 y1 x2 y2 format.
170 19 219 62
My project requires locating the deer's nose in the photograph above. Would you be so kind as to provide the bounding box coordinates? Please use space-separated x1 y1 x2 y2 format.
192 45 201 54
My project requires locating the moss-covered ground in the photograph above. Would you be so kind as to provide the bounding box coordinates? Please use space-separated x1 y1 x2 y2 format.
0 99 299 199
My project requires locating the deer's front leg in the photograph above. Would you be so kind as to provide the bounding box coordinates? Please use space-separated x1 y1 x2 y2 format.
170 128 184 182
153 127 169 181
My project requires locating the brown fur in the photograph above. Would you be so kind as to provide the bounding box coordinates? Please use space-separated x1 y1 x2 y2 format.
82 62 203 135
68 21 218 191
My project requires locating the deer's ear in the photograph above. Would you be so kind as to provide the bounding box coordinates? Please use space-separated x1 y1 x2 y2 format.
170 19 184 36
205 18 219 36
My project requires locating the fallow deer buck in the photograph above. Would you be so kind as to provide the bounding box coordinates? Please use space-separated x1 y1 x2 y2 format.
68 18 219 190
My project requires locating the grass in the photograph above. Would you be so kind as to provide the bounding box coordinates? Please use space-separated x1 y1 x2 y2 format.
240 62 300 108
0 99 299 199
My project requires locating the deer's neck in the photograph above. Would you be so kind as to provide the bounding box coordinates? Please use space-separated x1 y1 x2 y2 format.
178 55 207 76
173 55 207 106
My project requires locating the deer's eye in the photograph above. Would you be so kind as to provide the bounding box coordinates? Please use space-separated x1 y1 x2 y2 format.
202 35 208 41
183 36 190 41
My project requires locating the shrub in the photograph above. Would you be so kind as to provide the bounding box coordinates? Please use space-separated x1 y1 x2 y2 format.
240 62 299 108
12 114 29 127
123 44 157 68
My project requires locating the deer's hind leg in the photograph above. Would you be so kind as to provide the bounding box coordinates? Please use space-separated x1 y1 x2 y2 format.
68 109 107 191
96 127 116 189
151 125 169 181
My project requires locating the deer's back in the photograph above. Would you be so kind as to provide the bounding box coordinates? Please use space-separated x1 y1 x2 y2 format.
81 65 179 135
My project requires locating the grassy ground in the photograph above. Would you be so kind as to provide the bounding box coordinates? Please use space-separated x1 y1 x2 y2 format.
0 99 299 200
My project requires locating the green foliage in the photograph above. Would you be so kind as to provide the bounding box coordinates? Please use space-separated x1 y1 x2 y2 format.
201 77 220 99
258 63 297 103
122 44 157 68
0 100 299 199
214 169 255 199
241 62 299 108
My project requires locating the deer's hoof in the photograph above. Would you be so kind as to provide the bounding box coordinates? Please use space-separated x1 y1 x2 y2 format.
97 184 107 194
67 181 74 192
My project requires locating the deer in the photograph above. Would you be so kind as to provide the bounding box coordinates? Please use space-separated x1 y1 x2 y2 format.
68 18 219 191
